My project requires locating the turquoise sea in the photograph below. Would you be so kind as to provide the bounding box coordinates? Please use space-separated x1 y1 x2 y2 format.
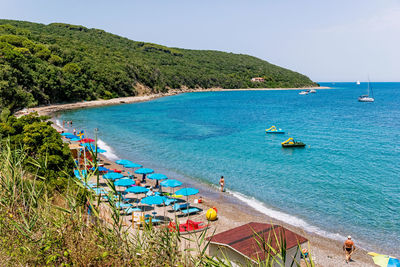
58 82 400 255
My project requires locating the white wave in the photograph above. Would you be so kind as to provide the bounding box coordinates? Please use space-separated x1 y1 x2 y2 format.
226 189 347 242
97 139 119 161
55 119 65 130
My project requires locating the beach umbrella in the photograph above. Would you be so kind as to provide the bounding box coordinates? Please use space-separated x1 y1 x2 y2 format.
116 159 133 165
80 138 95 143
141 195 166 206
103 172 124 180
81 143 106 153
124 206 142 214
115 201 132 209
61 132 73 136
174 187 199 219
114 178 135 187
160 179 182 188
65 134 79 139
175 187 199 196
368 252 400 267
92 188 107 195
148 173 168 189
74 169 88 179
135 168 154 182
90 166 110 172
70 138 81 142
148 173 168 180
124 162 142 168
125 186 149 194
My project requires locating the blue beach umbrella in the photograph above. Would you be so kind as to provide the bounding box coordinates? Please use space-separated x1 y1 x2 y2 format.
148 173 168 189
141 195 166 206
92 188 107 195
90 166 110 172
61 133 73 136
175 187 199 196
135 168 154 182
116 159 133 165
65 134 79 139
74 169 88 179
115 201 132 209
114 178 135 187
160 179 182 188
124 162 142 168
96 148 107 153
70 138 81 142
103 172 124 180
148 173 168 180
125 186 149 194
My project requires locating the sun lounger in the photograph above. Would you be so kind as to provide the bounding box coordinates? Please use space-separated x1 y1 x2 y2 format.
173 203 190 211
180 207 200 215
164 198 177 206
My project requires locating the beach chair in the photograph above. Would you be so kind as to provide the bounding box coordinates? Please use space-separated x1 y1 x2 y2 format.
132 212 145 229
180 207 201 215
173 203 190 211
164 198 177 206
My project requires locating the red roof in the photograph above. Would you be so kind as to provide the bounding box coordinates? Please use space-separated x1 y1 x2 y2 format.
207 222 307 262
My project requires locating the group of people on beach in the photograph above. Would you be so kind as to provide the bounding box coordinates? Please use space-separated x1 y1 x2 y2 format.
62 120 73 127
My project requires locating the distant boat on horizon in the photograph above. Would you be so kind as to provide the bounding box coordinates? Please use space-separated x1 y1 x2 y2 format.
358 79 374 102
356 80 360 85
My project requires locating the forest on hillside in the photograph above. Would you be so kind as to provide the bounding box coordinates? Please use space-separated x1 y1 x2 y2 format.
0 19 317 114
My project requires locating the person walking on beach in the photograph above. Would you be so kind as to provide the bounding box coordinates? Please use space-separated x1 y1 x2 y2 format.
219 176 225 192
343 236 356 263
73 128 77 136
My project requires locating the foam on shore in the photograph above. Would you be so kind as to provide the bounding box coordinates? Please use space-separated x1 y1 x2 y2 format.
97 139 119 161
226 188 347 243
55 119 65 130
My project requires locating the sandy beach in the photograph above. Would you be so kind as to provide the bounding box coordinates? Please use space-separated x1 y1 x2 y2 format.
15 86 330 117
47 88 377 267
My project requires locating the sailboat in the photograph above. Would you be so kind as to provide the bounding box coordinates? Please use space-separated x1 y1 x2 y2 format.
356 80 360 85
358 79 374 102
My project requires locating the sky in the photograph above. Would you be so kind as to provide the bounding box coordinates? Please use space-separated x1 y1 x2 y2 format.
1 0 399 82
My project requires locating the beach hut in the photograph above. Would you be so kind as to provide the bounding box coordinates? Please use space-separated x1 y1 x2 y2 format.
207 222 307 267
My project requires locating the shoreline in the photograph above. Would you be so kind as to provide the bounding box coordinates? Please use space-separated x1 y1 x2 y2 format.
85 137 376 267
95 140 375 267
52 115 377 267
15 86 330 117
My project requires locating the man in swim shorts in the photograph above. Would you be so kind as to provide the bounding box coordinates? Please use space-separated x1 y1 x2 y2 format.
343 236 355 263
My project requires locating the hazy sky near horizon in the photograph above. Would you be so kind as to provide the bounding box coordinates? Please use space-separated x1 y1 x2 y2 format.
1 0 399 82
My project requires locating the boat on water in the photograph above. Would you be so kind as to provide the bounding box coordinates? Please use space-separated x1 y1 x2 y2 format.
281 138 306 148
309 89 316 93
356 80 360 85
265 125 285 134
358 79 374 102
299 90 309 95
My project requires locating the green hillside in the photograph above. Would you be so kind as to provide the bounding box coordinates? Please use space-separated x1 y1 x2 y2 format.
0 19 317 113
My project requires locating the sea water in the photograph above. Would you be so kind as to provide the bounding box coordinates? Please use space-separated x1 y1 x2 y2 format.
59 82 400 255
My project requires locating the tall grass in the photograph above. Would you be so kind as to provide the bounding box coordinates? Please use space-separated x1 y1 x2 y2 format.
0 140 314 266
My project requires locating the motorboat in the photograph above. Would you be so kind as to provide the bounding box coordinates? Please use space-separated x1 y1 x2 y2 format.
281 138 306 148
265 126 285 134
309 89 316 93
299 90 309 95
